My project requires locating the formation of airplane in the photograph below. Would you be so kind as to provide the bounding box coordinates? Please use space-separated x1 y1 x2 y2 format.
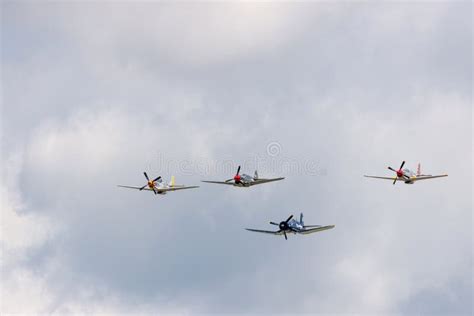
246 213 335 240
201 166 284 187
118 172 199 195
364 161 448 185
117 160 447 240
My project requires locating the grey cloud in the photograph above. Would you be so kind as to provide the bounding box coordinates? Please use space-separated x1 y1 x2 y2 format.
1 2 472 315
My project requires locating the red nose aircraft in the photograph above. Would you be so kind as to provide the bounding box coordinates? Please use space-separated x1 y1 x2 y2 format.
202 165 284 187
364 161 448 185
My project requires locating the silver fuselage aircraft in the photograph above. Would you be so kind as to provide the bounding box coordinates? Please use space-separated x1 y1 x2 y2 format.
118 172 199 195
364 161 448 185
246 213 335 240
202 166 284 187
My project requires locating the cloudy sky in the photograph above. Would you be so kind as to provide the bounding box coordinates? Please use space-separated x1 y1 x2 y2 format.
1 2 472 315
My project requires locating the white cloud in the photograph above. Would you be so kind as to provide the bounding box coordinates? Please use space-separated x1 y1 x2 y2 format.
1 152 58 313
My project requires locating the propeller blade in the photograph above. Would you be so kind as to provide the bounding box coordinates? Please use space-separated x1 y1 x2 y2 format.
393 177 397 185
153 187 157 195
284 231 287 240
270 222 279 226
224 179 233 183
399 161 405 170
152 176 161 182
144 172 150 181
388 166 398 172
285 215 294 223
139 185 147 191
236 165 241 176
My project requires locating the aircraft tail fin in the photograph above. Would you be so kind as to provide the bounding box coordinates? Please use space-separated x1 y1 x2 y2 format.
170 176 175 187
254 170 259 180
300 213 304 225
417 163 421 176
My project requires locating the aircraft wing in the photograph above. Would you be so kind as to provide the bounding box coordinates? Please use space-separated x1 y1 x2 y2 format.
117 185 199 192
250 177 285 186
245 228 282 235
411 174 448 182
156 186 199 192
117 185 149 190
201 180 235 185
299 225 335 234
364 175 398 181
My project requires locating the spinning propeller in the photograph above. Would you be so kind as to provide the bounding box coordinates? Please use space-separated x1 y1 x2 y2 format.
387 161 407 185
225 166 241 184
140 172 161 194
270 215 294 240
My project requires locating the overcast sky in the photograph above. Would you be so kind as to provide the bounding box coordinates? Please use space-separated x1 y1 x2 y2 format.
1 2 472 315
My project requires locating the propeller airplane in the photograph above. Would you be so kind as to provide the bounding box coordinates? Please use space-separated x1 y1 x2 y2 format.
202 165 284 187
118 172 199 195
246 213 335 240
364 161 448 185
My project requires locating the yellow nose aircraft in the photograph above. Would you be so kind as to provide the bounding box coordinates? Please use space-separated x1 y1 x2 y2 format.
118 172 199 195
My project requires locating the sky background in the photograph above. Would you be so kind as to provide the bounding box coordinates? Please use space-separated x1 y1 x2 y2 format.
1 2 472 315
